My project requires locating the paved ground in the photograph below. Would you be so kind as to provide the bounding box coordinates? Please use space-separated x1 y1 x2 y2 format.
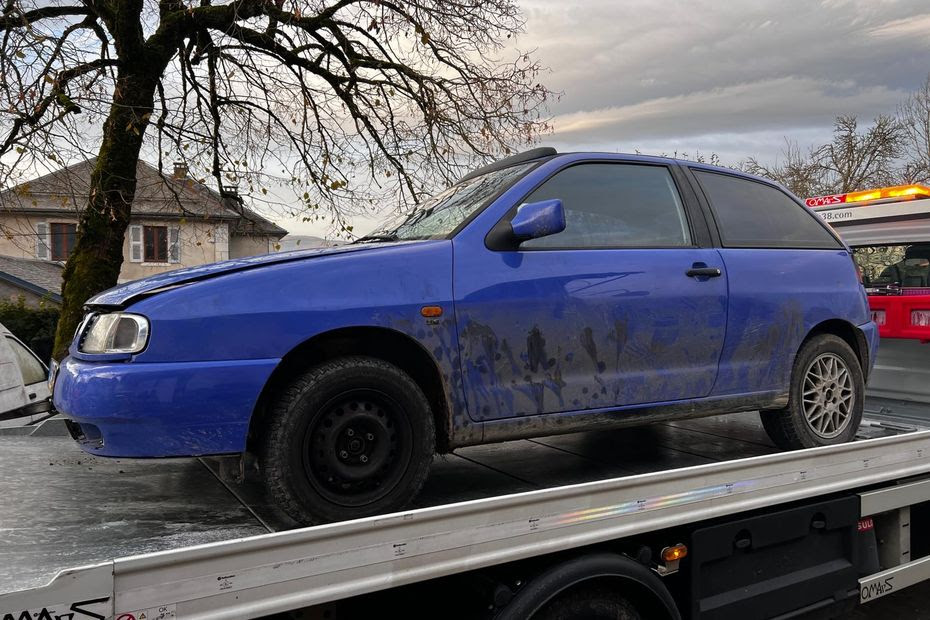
1 409 929 617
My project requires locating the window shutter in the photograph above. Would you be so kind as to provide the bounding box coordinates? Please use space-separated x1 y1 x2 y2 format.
129 225 143 262
35 222 49 260
168 227 181 263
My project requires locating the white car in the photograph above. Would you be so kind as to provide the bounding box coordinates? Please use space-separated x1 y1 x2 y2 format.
0 323 52 428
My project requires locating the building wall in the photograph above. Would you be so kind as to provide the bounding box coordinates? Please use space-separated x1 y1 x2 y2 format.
118 218 220 282
229 235 272 259
0 214 276 283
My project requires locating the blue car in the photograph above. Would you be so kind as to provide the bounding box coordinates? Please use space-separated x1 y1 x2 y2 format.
54 149 877 524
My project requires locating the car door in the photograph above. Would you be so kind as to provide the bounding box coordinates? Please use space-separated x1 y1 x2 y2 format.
453 161 729 421
687 168 857 396
0 335 26 417
6 335 50 406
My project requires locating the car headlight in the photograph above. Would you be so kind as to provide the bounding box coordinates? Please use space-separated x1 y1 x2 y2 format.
79 313 150 354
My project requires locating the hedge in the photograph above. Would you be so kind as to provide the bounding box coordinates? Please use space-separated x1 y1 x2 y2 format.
0 296 60 363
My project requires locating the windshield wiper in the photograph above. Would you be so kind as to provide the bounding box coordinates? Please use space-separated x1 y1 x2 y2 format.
352 233 400 244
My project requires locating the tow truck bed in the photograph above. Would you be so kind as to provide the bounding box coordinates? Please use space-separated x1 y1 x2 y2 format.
3 403 929 619
0 411 781 591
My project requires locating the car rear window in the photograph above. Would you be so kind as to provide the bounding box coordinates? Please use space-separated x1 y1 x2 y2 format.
693 170 841 249
853 243 930 291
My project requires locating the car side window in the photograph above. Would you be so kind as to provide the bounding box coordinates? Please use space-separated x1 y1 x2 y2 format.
520 163 692 249
6 337 46 385
693 170 841 249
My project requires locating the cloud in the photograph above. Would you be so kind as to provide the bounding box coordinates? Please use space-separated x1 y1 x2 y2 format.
516 0 930 161
868 13 930 38
549 77 906 143
296 0 930 235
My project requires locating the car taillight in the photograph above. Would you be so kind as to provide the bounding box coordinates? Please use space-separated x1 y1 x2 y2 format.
912 310 930 327
872 310 886 326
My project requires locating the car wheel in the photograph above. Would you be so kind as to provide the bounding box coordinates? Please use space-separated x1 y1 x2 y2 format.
260 356 435 525
760 334 864 450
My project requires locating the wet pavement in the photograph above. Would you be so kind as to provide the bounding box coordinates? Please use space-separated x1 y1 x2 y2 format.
0 435 267 591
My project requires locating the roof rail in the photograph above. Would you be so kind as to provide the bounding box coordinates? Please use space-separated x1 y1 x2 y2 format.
458 147 557 183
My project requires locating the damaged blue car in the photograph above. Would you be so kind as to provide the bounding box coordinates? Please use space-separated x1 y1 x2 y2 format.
54 148 877 524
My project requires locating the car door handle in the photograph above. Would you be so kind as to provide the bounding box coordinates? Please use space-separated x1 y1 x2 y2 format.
28 392 36 400
686 267 722 278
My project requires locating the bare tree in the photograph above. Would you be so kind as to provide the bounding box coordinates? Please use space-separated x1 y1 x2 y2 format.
814 114 902 193
898 74 930 184
742 116 903 197
741 139 823 198
0 0 551 358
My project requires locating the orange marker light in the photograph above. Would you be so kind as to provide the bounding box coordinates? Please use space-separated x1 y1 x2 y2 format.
661 544 688 562
420 306 443 318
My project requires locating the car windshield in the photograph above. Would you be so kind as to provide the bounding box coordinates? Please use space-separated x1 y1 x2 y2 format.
357 162 533 242
852 243 930 291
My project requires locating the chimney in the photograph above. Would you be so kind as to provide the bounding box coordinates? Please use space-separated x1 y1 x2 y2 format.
172 161 189 179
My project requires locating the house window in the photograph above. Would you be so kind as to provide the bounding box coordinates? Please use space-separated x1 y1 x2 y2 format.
129 224 179 264
49 223 77 261
143 226 168 262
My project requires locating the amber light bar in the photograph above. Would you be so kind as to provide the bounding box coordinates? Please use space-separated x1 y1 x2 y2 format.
806 184 930 207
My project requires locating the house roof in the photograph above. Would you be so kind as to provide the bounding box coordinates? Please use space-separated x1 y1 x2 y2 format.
0 256 63 302
0 159 287 238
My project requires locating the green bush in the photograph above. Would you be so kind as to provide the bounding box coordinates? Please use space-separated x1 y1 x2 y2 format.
0 296 60 362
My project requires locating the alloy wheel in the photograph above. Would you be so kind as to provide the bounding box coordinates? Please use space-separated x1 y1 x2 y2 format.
801 352 855 439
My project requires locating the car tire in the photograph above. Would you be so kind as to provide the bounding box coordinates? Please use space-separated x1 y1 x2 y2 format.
760 334 864 450
260 356 435 525
532 583 642 620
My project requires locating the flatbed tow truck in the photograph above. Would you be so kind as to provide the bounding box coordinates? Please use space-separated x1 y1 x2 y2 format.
2 405 930 620
6 185 930 620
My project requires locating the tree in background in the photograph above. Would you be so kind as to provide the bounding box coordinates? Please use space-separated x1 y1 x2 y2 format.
0 0 551 359
742 115 903 197
815 115 902 193
741 139 824 199
899 74 930 184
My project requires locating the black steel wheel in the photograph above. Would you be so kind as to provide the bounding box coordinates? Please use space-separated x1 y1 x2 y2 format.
303 388 413 507
260 356 434 525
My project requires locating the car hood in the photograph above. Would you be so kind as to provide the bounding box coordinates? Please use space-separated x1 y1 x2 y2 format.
88 242 414 307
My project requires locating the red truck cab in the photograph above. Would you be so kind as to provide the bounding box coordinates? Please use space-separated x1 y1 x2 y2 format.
809 184 930 342
810 185 930 404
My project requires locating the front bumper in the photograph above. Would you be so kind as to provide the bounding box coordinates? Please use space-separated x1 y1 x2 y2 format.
54 356 278 457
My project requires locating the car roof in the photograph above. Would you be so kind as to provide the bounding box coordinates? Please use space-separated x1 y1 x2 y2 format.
465 148 787 192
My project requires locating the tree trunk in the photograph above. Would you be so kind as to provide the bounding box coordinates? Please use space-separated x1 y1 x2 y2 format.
52 67 158 360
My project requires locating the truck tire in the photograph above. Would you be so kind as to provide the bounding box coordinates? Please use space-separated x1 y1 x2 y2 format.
760 334 864 450
533 583 641 620
259 356 435 525
496 553 679 620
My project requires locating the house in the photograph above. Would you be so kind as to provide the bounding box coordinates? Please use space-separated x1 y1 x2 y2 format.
0 159 287 284
0 255 63 307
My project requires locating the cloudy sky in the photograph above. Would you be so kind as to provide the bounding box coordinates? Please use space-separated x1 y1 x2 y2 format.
283 0 930 237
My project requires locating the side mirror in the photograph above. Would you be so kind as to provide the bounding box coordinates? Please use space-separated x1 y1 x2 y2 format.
510 199 566 242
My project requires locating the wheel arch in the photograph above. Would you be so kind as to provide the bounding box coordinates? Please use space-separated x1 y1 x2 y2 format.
800 318 870 378
495 552 680 620
246 325 453 454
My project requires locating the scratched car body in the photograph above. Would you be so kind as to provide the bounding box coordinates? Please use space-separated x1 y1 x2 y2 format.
54 148 877 524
